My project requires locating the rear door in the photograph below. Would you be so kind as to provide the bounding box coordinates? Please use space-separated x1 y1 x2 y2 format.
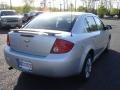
85 16 103 55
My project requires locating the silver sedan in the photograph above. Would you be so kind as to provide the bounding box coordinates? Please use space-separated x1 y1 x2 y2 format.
4 12 112 80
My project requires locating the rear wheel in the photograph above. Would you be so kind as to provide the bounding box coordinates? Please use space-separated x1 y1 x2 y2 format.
81 53 93 81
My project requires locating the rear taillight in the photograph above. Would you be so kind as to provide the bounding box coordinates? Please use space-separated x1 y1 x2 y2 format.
51 39 74 54
7 34 10 46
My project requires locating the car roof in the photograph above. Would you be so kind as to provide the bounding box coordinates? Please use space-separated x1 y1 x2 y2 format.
41 12 96 17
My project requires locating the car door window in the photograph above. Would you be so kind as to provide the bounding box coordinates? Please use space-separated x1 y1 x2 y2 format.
94 17 104 31
85 16 98 32
84 19 90 31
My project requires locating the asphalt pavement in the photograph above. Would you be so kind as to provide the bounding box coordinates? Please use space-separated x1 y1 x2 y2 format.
0 19 120 90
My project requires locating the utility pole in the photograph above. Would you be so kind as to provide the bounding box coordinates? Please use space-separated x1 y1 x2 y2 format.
66 0 68 10
59 3 62 11
70 3 73 11
48 2 51 11
10 0 12 9
43 0 46 8
63 0 65 11
75 0 76 11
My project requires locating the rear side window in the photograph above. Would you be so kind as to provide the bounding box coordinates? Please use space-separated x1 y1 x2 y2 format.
85 16 97 32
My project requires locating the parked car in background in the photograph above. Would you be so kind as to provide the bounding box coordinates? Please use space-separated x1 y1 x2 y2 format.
0 10 22 29
22 11 44 23
4 12 112 80
22 13 29 23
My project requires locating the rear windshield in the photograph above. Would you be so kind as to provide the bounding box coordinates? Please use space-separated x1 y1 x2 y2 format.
1 11 16 16
24 13 77 32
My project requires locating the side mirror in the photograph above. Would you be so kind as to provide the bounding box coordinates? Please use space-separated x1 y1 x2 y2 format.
104 25 112 30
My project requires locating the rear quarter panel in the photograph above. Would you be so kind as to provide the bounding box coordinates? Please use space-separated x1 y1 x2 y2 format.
63 33 96 73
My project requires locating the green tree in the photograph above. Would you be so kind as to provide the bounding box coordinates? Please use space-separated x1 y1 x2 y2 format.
97 6 108 18
109 8 119 16
83 0 96 13
50 7 59 12
77 6 87 12
23 5 31 13
23 0 34 5
12 7 23 13
22 0 34 13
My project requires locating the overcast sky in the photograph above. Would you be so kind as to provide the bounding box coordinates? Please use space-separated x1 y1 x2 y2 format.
0 0 40 6
0 0 84 7
0 0 119 9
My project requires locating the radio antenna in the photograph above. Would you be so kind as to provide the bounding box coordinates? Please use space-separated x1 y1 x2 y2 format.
70 3 73 37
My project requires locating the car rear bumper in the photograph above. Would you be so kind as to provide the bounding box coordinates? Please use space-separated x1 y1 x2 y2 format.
4 46 81 77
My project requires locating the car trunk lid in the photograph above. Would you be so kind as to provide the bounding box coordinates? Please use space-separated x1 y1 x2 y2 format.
9 29 71 57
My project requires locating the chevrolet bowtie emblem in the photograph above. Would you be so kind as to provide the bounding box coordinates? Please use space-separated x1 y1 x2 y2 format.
24 40 30 43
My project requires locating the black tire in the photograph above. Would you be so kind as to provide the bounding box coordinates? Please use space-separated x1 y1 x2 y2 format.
80 53 93 81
